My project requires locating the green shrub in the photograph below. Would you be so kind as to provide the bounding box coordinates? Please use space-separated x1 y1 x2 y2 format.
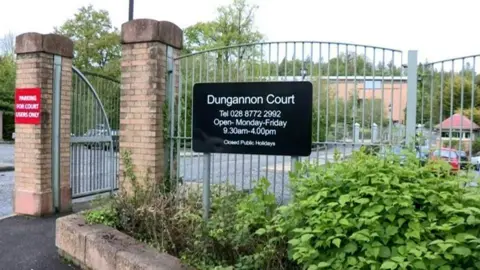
471 138 480 155
83 150 295 269
273 149 480 269
84 206 118 228
2 111 14 140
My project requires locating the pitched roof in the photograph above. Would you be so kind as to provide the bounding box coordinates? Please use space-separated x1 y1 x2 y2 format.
435 113 480 130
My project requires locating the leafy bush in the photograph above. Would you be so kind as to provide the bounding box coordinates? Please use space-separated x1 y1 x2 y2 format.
471 138 480 155
84 150 295 269
85 148 480 269
2 111 14 140
273 149 480 269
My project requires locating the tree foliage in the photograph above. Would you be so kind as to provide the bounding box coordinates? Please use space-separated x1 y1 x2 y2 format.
183 0 264 55
54 5 121 79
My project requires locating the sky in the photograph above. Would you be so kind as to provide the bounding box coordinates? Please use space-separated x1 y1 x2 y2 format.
0 0 478 65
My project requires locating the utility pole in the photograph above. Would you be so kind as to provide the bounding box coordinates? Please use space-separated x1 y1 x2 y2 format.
128 0 134 21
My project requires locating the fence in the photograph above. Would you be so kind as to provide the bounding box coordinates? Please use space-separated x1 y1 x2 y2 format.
169 41 409 202
70 68 120 198
419 55 480 156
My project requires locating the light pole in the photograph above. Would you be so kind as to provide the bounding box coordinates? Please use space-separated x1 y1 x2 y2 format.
129 0 134 21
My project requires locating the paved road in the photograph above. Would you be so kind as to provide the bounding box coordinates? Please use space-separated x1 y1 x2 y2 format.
0 215 79 270
0 143 14 165
178 144 359 201
0 171 13 217
0 143 360 216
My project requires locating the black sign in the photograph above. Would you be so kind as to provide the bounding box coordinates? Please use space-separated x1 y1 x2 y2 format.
192 81 313 156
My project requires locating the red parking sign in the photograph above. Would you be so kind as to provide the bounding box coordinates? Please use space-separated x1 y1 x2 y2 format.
15 88 41 125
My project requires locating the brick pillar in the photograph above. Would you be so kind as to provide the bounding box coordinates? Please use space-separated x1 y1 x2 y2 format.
119 19 183 190
14 33 73 216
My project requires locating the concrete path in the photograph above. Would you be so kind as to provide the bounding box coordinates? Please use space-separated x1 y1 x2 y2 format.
0 214 79 270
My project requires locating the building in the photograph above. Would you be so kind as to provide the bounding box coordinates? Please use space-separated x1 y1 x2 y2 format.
322 76 408 124
261 75 408 124
434 113 480 152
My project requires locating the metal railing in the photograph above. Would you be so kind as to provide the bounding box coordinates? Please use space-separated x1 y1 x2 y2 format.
169 41 406 202
70 67 119 198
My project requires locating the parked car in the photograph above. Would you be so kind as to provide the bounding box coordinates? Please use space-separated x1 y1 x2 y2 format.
377 145 427 166
471 153 480 171
428 148 460 173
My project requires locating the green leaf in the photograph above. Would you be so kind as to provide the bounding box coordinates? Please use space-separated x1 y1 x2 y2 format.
347 257 358 265
301 234 314 243
380 261 398 269
455 233 476 242
339 219 351 226
317 262 330 268
350 233 370 242
255 228 266 235
452 246 472 256
413 260 427 269
391 256 405 263
344 242 358 253
339 194 350 205
379 246 391 258
437 243 453 252
332 238 341 248
386 225 398 236
467 215 476 225
354 198 370 204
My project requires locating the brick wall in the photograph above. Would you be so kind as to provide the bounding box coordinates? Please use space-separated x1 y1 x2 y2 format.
14 33 73 216
119 19 183 192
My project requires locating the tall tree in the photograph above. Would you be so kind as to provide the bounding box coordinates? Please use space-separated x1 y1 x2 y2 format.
54 5 121 78
183 0 264 58
0 32 15 56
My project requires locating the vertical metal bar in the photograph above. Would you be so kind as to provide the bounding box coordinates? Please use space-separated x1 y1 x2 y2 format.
203 153 211 220
389 51 395 142
52 55 62 211
448 61 455 150
405 50 418 145
470 57 476 160
371 49 376 141
167 46 175 190
459 58 465 152
317 43 323 163
361 46 367 143
128 0 134 21
438 62 445 150
343 45 348 157
176 58 183 189
352 46 358 147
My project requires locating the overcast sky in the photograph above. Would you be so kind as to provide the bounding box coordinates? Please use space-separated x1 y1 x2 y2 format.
0 0 478 64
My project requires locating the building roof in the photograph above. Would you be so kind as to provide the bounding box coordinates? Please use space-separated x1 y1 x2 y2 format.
434 113 480 130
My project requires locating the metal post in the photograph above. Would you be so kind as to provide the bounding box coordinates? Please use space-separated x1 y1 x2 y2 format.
372 123 378 143
0 111 3 141
354 123 360 143
406 50 418 146
203 153 211 220
291 156 299 171
128 0 134 21
52 55 62 212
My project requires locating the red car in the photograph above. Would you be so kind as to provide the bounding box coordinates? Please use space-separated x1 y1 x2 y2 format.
428 148 460 173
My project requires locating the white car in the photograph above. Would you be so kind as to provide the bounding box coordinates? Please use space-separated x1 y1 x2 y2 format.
471 155 480 170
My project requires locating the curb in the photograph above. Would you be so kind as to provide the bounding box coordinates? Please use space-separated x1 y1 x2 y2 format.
56 213 190 270
0 214 15 221
0 165 14 172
